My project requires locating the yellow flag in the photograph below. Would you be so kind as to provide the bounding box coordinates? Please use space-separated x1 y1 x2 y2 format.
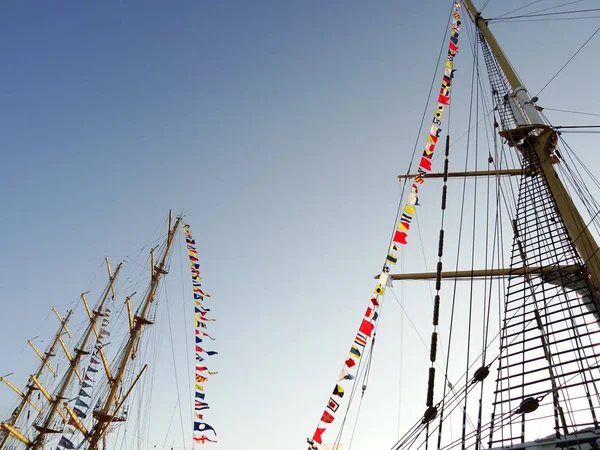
373 285 386 296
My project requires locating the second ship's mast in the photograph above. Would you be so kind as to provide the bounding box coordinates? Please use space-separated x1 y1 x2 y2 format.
29 260 122 450
0 310 73 450
86 212 182 450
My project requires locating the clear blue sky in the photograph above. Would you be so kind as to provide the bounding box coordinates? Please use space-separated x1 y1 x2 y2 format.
1 1 599 449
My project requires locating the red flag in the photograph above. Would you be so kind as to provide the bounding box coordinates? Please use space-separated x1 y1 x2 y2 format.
393 231 408 245
321 411 334 423
370 297 380 307
438 94 450 105
196 329 216 340
359 319 374 337
313 428 326 444
345 358 356 368
419 156 432 172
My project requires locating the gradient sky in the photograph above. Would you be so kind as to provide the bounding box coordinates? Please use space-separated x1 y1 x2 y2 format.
1 1 600 450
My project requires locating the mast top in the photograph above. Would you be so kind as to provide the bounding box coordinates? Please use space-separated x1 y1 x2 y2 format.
461 0 522 91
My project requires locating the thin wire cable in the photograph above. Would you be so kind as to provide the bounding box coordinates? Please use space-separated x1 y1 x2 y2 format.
494 0 544 19
491 16 600 23
165 287 188 450
492 7 600 21
535 24 600 96
480 0 492 14
521 0 586 16
543 107 600 118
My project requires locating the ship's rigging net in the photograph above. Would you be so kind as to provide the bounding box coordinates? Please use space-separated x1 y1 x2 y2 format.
490 141 600 447
478 12 600 447
478 31 517 131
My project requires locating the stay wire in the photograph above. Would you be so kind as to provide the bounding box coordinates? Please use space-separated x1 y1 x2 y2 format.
165 288 188 450
465 25 483 450
491 7 600 21
554 125 600 129
536 23 600 96
543 107 600 118
519 0 587 16
328 296 388 449
333 335 376 449
491 16 600 23
389 287 446 374
459 24 481 450
479 0 492 14
494 0 544 19
347 338 376 450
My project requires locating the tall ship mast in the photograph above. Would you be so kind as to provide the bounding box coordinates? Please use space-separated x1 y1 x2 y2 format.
306 1 600 449
29 260 122 450
84 213 181 450
0 212 219 450
0 309 73 450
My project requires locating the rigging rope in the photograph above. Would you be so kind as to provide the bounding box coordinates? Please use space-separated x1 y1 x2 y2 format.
347 337 376 450
164 287 188 450
542 107 600 118
494 0 544 19
535 23 600 96
490 7 600 21
498 0 585 19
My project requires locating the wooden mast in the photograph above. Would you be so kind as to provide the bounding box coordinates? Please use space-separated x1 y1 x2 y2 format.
0 310 73 450
460 0 600 293
30 259 122 450
389 1 600 299
85 212 181 450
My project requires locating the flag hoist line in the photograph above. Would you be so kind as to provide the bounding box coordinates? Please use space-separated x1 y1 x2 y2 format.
307 2 462 447
183 224 219 445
